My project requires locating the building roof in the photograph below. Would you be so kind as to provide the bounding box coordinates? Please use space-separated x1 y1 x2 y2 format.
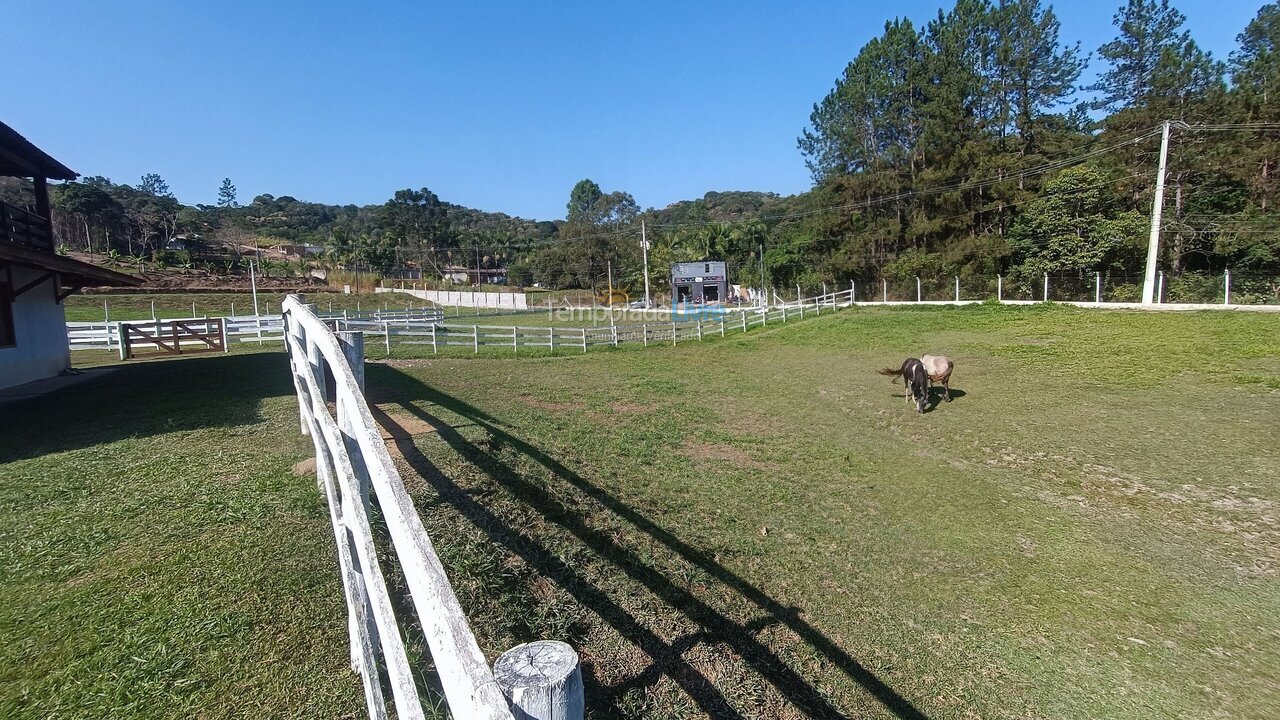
0 121 78 181
0 243 139 288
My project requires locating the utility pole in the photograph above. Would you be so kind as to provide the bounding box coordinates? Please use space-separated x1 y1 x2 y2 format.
607 260 614 326
249 259 260 317
1142 120 1172 305
759 243 766 307
641 220 652 309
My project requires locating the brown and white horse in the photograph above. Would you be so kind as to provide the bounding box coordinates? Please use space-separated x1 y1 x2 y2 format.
920 354 954 402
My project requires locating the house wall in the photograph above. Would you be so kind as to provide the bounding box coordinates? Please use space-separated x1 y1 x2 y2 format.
0 266 70 390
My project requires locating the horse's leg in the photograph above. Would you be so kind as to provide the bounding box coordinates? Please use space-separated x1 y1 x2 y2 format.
943 374 952 402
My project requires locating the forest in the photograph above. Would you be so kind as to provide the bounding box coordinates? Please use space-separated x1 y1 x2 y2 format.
2 0 1276 298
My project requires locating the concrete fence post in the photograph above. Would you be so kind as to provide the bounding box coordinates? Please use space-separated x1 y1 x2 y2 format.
473 325 479 354
1096 272 1102 303
1157 271 1165 303
916 276 921 303
997 274 1003 302
670 322 676 346
1043 273 1049 302
882 278 887 303
954 275 960 303
1224 269 1231 305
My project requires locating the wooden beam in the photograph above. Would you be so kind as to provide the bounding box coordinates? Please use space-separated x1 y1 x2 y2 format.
12 271 54 298
33 176 50 221
56 279 82 303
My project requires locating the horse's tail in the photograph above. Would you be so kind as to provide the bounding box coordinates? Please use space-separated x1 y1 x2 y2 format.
877 366 903 384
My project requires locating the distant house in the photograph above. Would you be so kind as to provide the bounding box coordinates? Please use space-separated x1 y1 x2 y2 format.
671 260 729 304
0 121 137 390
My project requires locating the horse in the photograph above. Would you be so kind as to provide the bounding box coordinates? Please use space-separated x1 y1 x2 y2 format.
878 358 929 414
920 354 954 402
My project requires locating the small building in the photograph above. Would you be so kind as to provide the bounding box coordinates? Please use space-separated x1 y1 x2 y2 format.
671 260 729 304
1 121 137 390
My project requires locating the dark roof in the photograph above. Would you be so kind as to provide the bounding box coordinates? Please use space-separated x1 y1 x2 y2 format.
0 121 77 181
0 243 138 287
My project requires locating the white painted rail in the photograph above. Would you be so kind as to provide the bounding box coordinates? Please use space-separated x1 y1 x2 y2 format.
67 308 445 351
281 295 518 720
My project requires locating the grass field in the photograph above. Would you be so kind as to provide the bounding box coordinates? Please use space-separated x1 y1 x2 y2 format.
5 304 1279 718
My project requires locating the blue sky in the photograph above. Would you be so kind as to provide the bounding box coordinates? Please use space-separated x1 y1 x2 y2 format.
8 1 1262 220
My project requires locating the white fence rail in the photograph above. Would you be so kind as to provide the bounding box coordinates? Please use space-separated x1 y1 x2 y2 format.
67 308 445 352
281 296 585 719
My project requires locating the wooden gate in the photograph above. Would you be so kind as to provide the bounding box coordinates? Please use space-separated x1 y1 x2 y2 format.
118 318 227 359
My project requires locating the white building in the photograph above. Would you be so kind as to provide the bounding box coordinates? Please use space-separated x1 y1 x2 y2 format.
1 121 137 391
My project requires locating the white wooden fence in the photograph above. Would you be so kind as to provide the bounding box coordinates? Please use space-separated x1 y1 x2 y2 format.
361 291 853 356
282 295 589 719
67 308 445 352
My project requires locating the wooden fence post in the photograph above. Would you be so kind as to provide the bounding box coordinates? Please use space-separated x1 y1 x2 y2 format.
494 640 584 720
337 331 366 393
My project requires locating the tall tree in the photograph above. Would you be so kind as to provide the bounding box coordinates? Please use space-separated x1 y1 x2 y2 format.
217 178 238 208
1088 0 1191 113
138 173 173 198
567 179 603 221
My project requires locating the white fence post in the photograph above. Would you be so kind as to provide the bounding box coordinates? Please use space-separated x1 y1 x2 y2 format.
1096 272 1102 303
670 322 676 346
997 275 1003 302
581 327 587 353
882 279 888 303
494 641 584 720
916 276 921 303
1044 272 1050 302
1157 270 1165 303
473 325 479 354
549 326 556 353
383 321 391 357
954 275 960 303
1224 269 1231 305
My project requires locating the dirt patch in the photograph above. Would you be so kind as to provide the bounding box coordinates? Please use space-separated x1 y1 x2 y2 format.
680 441 774 471
292 457 316 476
372 405 438 439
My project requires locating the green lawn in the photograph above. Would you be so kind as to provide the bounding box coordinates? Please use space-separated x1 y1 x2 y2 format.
370 304 1280 719
0 354 361 718
4 305 1278 719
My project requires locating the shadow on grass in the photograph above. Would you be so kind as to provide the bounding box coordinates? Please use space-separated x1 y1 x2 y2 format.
366 365 929 720
0 352 289 462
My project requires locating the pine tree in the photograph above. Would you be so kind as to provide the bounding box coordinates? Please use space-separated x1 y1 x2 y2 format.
217 178 238 208
1088 0 1189 113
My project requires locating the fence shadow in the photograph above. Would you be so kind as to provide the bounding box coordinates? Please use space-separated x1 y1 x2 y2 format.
366 365 930 720
0 353 287 463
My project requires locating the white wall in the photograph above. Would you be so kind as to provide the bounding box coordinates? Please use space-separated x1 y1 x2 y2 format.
0 266 70 390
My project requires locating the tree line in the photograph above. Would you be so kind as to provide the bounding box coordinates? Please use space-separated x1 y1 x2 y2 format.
2 0 1275 297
